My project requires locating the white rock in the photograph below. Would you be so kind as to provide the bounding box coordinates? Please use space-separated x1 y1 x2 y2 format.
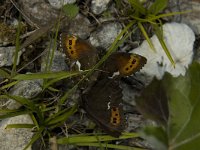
48 0 76 9
0 47 23 67
91 0 111 15
131 22 195 79
0 115 33 150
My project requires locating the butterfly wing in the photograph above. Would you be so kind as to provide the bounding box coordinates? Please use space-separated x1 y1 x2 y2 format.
60 33 98 70
82 78 125 137
103 52 147 76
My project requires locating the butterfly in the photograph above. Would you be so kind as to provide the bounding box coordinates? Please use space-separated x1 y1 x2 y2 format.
60 33 147 137
60 33 98 70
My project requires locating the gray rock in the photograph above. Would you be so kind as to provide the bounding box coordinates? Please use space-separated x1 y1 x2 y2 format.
0 114 33 150
18 0 60 27
7 79 43 109
0 46 23 67
48 0 76 9
169 0 200 34
66 14 92 39
91 0 111 15
41 47 68 72
89 22 122 49
126 114 155 132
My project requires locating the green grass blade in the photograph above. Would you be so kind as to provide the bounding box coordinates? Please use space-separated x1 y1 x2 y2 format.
131 15 157 24
29 113 40 129
0 108 24 113
57 132 139 144
148 11 191 21
6 124 35 129
153 24 175 66
0 68 11 78
23 127 45 150
0 94 43 120
12 71 86 80
76 143 146 150
45 105 77 126
0 81 19 90
43 69 90 89
138 22 156 52
0 109 32 119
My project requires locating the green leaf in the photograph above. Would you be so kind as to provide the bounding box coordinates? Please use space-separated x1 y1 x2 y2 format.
136 62 200 150
128 0 146 15
148 0 168 15
142 126 168 150
62 4 79 19
167 62 200 150
136 77 169 125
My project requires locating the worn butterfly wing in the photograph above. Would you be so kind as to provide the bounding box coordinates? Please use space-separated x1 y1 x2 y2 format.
103 52 147 76
82 78 125 137
60 33 98 70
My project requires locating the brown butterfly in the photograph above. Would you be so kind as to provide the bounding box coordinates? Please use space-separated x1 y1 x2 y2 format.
60 33 147 137
60 33 98 70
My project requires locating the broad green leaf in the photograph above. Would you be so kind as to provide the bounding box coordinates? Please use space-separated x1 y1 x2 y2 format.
142 126 168 150
167 62 200 150
136 77 169 125
62 4 79 19
136 62 200 150
148 0 168 15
